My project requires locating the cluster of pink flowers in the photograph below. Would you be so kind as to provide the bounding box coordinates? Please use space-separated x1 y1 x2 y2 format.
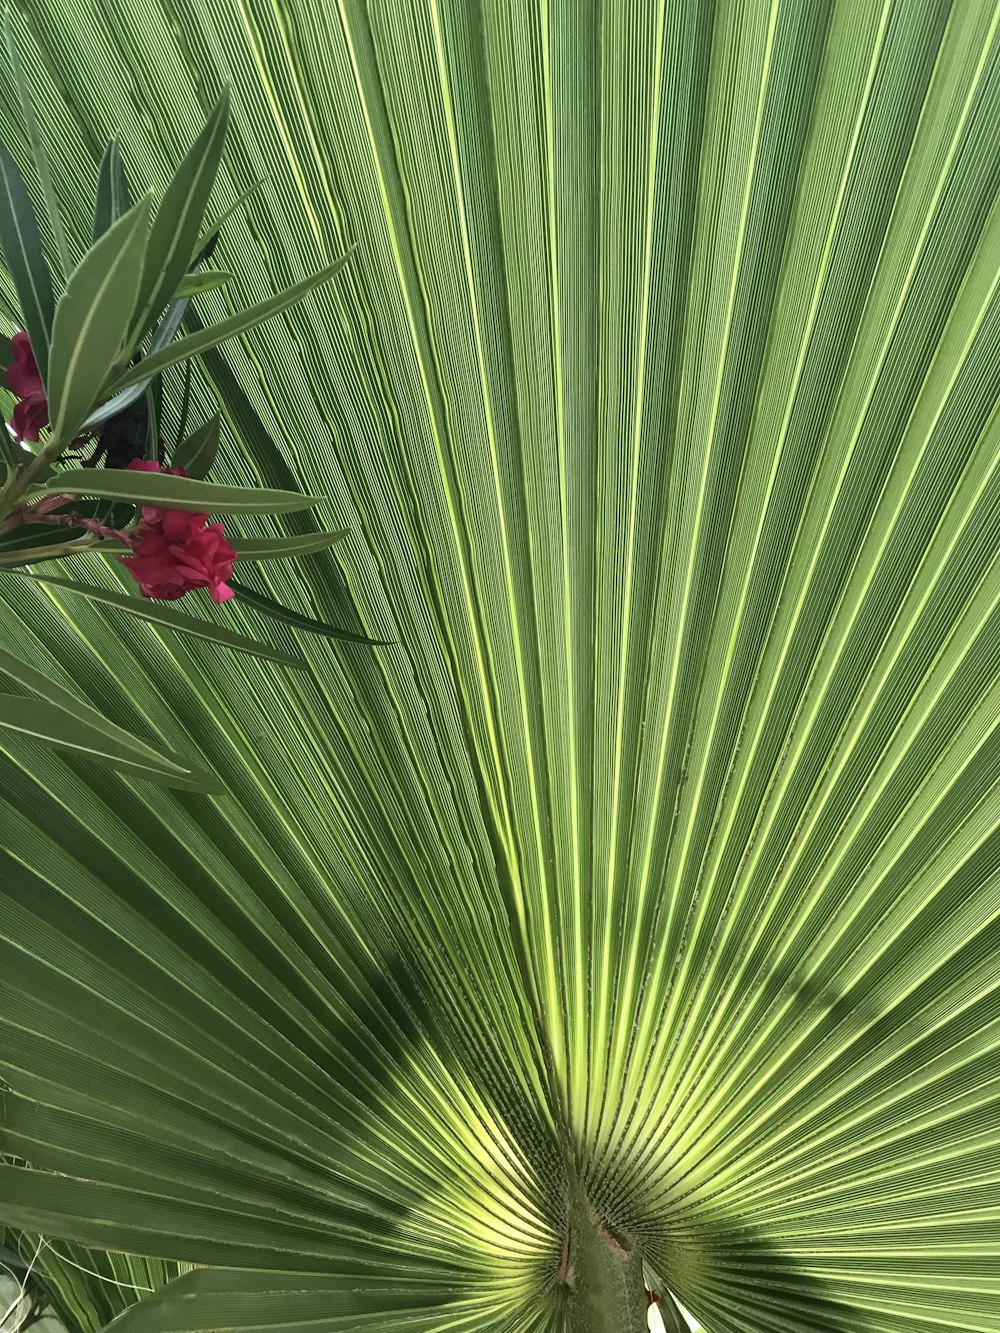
7 333 237 603
118 461 237 603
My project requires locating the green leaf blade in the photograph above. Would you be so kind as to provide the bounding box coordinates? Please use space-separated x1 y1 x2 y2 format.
104 247 355 395
196 177 267 250
171 414 220 478
0 692 210 784
41 466 320 513
127 89 230 347
0 138 55 382
46 196 151 442
93 138 134 242
227 579 383 644
0 640 215 784
224 529 349 560
90 531 348 560
173 269 233 299
20 571 308 667
80 295 190 430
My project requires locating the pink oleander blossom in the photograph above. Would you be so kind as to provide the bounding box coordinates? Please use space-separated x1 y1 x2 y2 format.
118 460 237 602
7 332 49 441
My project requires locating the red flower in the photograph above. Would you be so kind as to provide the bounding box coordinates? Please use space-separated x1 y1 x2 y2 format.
7 331 49 441
118 460 236 602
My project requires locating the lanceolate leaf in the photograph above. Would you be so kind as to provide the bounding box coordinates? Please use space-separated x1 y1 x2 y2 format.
46 197 151 442
126 90 230 348
99 1267 464 1332
18 572 309 668
93 531 349 560
173 269 233 299
40 467 320 513
227 579 384 645
93 138 134 242
80 295 190 430
0 139 54 382
223 530 349 560
0 693 206 782
197 177 266 251
2 9 72 280
0 640 215 785
170 414 219 478
658 1293 694 1333
103 248 355 395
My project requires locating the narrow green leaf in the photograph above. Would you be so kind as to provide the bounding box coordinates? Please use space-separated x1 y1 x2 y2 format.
104 247 355 395
93 138 133 242
0 429 16 470
175 355 194 445
3 9 72 280
171 414 219 478
0 694 212 784
87 530 348 561
144 375 162 462
0 640 211 782
127 89 230 346
19 571 308 667
224 529 349 560
0 694 211 787
0 1244 29 1273
46 197 151 442
98 1267 456 1332
0 524 100 562
228 579 384 645
196 177 267 249
94 530 349 560
42 466 320 513
173 269 233 299
0 139 55 382
80 295 189 431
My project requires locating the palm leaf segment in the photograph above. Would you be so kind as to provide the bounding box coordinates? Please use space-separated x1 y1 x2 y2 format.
2 1 999 1330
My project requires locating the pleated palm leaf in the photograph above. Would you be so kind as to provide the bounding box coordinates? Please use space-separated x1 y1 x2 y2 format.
1 0 999 1329
1 1224 185 1333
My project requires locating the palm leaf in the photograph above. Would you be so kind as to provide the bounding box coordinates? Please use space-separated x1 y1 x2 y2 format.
2 1 999 1331
0 1223 184 1333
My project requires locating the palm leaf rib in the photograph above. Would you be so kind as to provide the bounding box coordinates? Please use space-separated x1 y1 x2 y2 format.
1 1 998 1330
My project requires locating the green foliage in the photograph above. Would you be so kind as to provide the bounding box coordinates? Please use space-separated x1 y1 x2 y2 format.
221 530 349 561
40 467 319 514
171 270 232 300
0 643 209 787
125 92 230 349
1 1 999 1330
45 199 150 442
17 572 309 670
0 141 53 382
92 141 132 244
102 248 355 396
1 1224 185 1333
170 415 219 478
